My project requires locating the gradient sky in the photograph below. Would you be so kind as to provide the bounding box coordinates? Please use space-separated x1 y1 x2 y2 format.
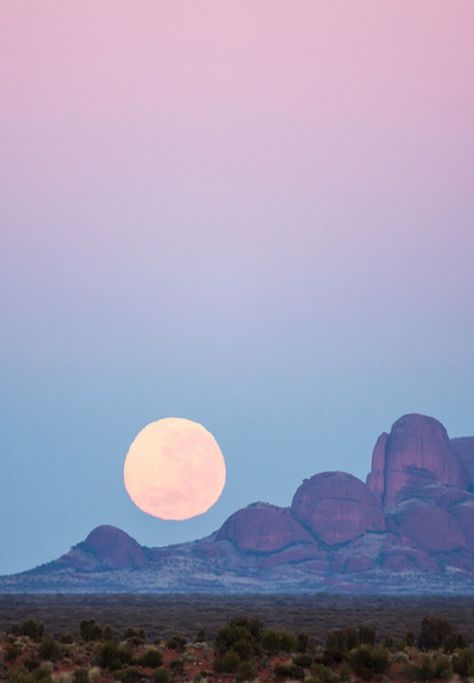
1 1 474 575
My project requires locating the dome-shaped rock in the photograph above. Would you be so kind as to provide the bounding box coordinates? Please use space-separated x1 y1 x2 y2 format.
451 500 474 549
216 502 314 553
291 472 385 545
81 525 146 569
386 500 467 553
451 437 474 487
367 414 469 510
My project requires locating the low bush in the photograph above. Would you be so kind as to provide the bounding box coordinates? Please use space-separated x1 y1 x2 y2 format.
311 662 338 683
418 617 458 651
169 658 184 675
79 620 103 643
453 648 474 677
38 637 61 661
236 660 256 681
296 631 310 653
93 641 132 670
274 663 305 680
261 628 296 654
153 669 170 683
138 647 162 667
114 668 142 683
293 653 313 668
166 634 186 652
348 645 389 680
71 671 89 683
11 620 44 643
214 649 241 673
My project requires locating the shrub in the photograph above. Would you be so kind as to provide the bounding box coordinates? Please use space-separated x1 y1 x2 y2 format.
417 654 438 681
59 635 74 645
71 672 89 683
79 620 103 643
325 627 359 662
232 638 253 660
139 648 163 667
453 648 474 677
418 617 456 651
24 657 40 672
38 637 62 661
444 632 467 652
114 669 142 683
102 626 114 641
358 625 376 646
229 616 263 640
93 641 131 670
214 649 241 673
166 635 186 652
169 659 184 675
348 645 389 680
195 628 206 643
236 660 256 682
261 628 296 654
274 663 305 680
12 620 45 642
153 669 170 683
311 662 338 683
293 653 313 668
296 632 310 653
215 625 253 656
5 642 21 662
433 655 452 679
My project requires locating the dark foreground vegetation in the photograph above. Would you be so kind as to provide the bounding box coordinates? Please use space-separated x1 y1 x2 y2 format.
2 596 474 682
2 595 474 642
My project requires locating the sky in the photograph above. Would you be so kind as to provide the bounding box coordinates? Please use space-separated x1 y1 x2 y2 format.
1 1 474 575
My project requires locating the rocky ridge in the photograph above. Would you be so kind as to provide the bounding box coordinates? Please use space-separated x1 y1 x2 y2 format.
2 413 474 594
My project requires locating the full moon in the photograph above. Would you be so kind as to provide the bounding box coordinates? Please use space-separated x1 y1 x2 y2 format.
123 418 226 520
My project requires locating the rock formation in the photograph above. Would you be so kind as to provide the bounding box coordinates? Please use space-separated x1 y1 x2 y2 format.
215 502 314 552
291 472 385 545
3 413 474 594
70 525 146 570
451 437 474 487
366 414 469 510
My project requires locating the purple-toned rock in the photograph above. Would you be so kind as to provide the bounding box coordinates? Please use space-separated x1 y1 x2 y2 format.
368 414 469 510
381 547 440 574
386 500 467 553
451 500 474 549
291 472 385 545
451 437 474 486
80 525 146 569
259 543 320 569
366 433 388 504
216 502 314 553
415 484 472 510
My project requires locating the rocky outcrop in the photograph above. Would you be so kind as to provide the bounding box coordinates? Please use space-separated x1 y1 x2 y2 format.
386 500 467 553
451 437 474 487
291 472 385 545
74 525 147 569
215 502 314 552
366 433 388 504
367 414 469 510
451 500 474 549
3 413 474 594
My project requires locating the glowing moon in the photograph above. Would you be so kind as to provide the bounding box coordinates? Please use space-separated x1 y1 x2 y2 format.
123 418 226 520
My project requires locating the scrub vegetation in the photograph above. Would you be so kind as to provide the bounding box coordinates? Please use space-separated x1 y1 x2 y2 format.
0 612 473 683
